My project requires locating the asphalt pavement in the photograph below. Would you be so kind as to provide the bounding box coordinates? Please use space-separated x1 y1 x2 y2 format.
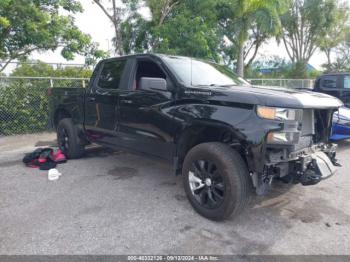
0 133 349 255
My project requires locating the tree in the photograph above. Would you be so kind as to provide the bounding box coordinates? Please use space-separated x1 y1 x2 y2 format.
318 1 350 67
121 0 220 60
147 0 181 27
280 0 339 77
10 61 92 78
322 31 350 72
217 0 287 77
152 0 220 60
98 0 288 73
93 0 141 55
0 0 104 72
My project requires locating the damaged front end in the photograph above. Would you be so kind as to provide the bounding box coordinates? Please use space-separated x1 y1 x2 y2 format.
253 107 341 195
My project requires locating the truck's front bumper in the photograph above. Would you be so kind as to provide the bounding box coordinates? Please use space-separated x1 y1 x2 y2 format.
296 151 337 185
266 143 339 186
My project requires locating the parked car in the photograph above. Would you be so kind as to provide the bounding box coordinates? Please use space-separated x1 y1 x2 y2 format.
330 106 350 140
49 54 342 221
314 73 350 140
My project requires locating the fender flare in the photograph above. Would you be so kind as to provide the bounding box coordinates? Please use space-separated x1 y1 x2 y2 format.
173 119 251 173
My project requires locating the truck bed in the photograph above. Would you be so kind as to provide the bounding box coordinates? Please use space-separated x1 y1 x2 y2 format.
49 87 86 129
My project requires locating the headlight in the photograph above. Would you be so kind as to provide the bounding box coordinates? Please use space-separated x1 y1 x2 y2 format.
257 106 301 121
267 131 300 144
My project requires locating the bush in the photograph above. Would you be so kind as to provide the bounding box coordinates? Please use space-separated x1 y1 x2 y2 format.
0 79 50 135
0 61 92 135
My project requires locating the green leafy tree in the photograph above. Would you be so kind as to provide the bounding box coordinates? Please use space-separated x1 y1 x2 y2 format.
0 0 104 72
93 0 140 55
217 0 287 77
11 62 92 78
153 0 220 60
323 31 350 72
318 1 350 67
281 0 340 77
147 0 181 27
120 0 287 71
121 0 220 60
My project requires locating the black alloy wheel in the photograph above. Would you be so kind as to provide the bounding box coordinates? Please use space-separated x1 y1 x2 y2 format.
182 142 251 221
58 126 69 153
188 160 225 209
56 118 85 159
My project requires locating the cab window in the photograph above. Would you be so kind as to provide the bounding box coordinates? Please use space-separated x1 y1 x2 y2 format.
320 76 337 89
133 60 166 90
344 75 350 89
98 60 126 89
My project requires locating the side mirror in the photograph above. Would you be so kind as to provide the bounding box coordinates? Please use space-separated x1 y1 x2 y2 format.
139 77 167 92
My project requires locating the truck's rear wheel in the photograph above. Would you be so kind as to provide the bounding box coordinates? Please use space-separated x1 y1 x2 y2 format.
182 142 250 221
57 118 84 159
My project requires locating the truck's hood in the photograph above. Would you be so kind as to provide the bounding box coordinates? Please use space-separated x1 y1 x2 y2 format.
205 85 344 109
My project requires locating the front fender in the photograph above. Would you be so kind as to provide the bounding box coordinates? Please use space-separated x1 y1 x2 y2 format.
169 102 280 173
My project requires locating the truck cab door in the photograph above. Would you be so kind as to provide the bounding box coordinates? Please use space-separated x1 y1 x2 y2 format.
84 58 129 146
117 58 176 160
340 75 350 107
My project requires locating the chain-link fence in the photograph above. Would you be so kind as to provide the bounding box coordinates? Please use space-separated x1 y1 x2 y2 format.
248 78 315 89
0 77 88 136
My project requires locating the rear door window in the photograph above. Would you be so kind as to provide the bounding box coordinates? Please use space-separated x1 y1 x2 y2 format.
98 60 127 89
320 75 338 89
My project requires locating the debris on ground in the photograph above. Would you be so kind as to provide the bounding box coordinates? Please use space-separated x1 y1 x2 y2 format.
48 168 62 181
22 147 66 171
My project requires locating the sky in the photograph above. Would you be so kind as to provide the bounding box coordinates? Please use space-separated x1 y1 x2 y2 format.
23 0 340 71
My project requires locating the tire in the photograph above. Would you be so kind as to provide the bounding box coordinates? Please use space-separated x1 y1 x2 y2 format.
57 118 84 159
182 142 250 221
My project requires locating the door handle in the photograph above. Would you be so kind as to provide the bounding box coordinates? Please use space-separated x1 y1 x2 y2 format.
87 97 96 102
120 99 133 104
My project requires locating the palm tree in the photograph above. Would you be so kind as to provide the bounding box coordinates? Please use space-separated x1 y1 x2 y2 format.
218 0 288 77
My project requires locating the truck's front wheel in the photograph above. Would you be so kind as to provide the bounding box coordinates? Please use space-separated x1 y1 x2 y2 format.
182 142 250 221
57 118 85 159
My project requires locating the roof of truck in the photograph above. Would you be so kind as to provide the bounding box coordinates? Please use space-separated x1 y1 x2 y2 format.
100 53 206 61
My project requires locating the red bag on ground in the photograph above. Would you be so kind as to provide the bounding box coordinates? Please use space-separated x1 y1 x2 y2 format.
23 148 66 170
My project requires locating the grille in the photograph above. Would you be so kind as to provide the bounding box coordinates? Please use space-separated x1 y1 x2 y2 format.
292 109 315 151
301 109 315 136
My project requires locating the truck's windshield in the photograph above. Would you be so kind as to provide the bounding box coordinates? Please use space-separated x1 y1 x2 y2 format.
163 56 250 87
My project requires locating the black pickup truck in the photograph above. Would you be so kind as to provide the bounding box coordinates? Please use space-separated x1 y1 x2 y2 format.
50 54 342 220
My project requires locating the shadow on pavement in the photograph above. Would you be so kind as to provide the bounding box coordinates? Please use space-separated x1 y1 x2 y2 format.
334 139 350 152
